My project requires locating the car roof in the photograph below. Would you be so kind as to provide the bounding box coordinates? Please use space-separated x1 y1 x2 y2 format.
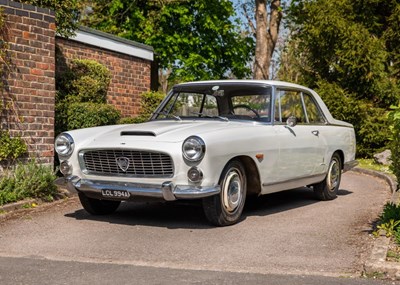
175 80 314 93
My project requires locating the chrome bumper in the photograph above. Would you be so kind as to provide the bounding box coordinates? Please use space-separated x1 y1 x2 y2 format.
55 176 221 201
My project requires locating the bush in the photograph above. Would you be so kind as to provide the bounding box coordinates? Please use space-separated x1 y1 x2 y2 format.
67 102 121 130
0 160 57 206
315 80 390 157
388 106 400 184
57 59 111 103
55 59 120 134
139 91 165 118
118 91 165 124
0 130 27 163
379 203 400 226
118 117 145 124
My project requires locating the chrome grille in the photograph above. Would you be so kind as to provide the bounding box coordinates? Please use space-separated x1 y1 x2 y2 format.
80 149 174 178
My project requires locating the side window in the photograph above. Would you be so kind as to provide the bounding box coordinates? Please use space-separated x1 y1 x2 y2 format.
303 93 325 124
275 90 306 123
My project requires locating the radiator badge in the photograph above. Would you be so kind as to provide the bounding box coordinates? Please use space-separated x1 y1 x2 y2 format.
116 157 130 172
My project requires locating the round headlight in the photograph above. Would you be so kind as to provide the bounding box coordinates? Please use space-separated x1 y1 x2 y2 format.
182 136 205 162
55 133 74 157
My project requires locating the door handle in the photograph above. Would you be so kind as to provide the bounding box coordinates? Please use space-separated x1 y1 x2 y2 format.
312 130 319 136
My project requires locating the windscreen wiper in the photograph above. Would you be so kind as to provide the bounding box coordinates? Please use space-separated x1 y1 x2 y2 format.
153 111 182 121
191 112 229 122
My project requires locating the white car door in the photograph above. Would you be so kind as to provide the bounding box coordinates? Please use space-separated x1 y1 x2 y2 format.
274 89 325 181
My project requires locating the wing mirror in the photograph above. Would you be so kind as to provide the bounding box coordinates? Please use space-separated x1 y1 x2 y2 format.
286 116 297 127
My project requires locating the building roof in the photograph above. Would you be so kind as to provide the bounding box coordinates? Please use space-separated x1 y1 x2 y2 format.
67 26 154 61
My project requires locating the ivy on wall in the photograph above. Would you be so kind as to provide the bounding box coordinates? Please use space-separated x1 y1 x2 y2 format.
0 7 27 167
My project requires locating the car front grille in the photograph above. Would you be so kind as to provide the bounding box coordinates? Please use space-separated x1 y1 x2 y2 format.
80 149 174 178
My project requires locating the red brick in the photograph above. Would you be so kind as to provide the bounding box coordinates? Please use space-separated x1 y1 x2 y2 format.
31 68 44 76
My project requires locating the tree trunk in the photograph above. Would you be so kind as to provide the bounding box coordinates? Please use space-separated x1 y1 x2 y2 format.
253 0 282 80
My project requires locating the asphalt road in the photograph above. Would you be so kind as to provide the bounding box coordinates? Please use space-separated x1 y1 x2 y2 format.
0 172 395 284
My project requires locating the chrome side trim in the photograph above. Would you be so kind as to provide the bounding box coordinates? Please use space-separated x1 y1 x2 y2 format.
262 173 326 187
262 174 326 194
343 160 358 172
63 178 220 201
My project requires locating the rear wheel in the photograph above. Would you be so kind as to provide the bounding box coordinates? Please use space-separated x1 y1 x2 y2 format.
202 160 247 226
78 192 121 215
313 153 342 201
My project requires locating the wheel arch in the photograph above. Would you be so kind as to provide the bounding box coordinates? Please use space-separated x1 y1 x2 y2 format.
225 155 262 197
332 150 344 170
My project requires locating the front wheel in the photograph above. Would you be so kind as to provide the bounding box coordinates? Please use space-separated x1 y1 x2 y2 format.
202 160 247 226
78 192 121 215
313 153 342 201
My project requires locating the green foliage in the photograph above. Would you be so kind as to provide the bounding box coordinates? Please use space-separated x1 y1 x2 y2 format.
379 203 400 225
0 160 58 206
56 59 120 133
285 0 400 157
395 228 400 246
57 59 111 103
67 102 120 130
357 159 390 173
58 59 111 103
373 203 400 238
137 91 165 120
315 80 390 157
17 0 82 37
376 220 400 237
82 0 254 85
118 91 165 124
0 131 27 163
388 106 400 183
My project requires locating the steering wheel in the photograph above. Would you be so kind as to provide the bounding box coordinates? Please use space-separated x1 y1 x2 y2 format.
233 104 260 118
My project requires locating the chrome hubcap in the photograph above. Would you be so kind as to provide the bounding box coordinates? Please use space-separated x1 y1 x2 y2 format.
222 168 243 213
327 158 340 192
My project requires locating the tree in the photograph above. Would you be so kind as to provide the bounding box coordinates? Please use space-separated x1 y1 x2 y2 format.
284 0 400 157
242 0 283 79
82 0 255 91
17 0 83 37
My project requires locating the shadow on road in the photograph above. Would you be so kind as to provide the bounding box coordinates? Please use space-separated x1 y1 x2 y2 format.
64 187 353 229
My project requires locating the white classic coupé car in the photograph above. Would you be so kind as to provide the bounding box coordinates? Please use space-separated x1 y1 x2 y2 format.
55 80 357 226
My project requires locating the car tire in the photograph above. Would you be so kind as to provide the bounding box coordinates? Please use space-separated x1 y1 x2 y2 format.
78 192 121 215
313 153 342 201
202 160 247 226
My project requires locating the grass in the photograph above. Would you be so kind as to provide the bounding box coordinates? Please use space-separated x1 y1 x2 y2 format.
357 158 391 173
387 249 400 262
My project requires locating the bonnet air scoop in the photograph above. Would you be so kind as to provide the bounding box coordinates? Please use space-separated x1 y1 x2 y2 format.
120 131 156 137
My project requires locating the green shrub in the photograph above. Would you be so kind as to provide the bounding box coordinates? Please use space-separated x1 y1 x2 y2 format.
118 91 165 124
118 117 145 124
0 130 27 163
376 219 400 237
379 203 400 225
316 80 390 157
58 59 111 103
55 59 120 134
67 102 121 130
138 91 165 118
0 160 57 206
395 228 400 245
388 106 400 184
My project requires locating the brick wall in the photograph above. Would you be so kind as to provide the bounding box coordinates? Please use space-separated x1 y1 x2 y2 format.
56 33 152 117
1 0 55 165
0 2 154 167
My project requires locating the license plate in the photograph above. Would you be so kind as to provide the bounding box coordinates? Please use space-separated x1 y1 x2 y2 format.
101 189 130 199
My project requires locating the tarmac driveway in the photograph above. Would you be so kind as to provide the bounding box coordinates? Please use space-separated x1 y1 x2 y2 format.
0 171 392 278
